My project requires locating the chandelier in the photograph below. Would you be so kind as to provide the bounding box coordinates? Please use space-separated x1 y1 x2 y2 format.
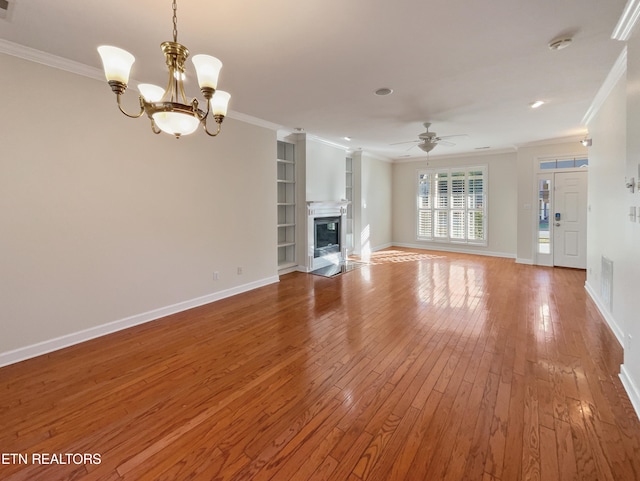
97 0 230 138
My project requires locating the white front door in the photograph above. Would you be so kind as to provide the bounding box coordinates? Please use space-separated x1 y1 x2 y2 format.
552 171 588 268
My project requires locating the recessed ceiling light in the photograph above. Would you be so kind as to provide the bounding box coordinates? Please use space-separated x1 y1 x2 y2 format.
475 146 491 150
343 136 352 141
530 100 545 109
548 37 572 51
375 87 393 96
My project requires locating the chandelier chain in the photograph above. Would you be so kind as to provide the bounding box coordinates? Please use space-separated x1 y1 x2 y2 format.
172 0 178 42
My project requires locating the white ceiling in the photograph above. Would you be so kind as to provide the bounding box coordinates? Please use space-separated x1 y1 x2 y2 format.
0 0 629 159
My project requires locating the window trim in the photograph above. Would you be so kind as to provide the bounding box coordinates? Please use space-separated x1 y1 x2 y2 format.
416 165 488 246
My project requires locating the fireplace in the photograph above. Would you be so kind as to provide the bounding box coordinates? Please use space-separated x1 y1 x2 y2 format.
314 217 341 258
306 200 348 271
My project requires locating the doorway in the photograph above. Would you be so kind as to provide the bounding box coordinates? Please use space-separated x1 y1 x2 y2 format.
536 170 588 268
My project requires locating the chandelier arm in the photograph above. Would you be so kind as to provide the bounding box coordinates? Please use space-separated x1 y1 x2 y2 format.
150 118 162 135
192 98 209 121
116 93 145 119
202 116 222 137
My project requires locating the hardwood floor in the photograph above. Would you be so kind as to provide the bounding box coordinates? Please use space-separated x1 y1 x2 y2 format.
1 248 639 481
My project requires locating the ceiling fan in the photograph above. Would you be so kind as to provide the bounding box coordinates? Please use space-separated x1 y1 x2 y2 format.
392 122 467 153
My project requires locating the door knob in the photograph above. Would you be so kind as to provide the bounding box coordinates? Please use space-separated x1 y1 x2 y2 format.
555 222 561 227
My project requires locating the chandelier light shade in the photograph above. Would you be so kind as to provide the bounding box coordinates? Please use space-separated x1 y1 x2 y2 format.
97 0 230 139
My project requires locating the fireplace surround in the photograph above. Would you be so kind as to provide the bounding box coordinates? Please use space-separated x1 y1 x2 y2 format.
306 200 348 271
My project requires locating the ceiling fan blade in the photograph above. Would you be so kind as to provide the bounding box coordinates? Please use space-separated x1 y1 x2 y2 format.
437 139 456 146
437 134 468 140
390 140 419 146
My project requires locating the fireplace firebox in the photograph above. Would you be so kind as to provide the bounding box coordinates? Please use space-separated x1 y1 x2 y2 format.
314 217 340 258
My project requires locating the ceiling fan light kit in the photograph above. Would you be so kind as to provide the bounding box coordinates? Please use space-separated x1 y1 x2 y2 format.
418 142 436 153
97 0 231 139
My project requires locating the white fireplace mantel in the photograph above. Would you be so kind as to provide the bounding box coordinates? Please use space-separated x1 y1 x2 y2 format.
307 200 349 217
306 200 349 271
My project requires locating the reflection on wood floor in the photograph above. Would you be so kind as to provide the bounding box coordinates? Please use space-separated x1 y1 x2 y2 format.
1 247 639 481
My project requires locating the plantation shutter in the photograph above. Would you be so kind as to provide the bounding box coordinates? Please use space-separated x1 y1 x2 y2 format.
416 166 487 245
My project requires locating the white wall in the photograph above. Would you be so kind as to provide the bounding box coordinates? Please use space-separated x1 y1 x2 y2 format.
584 32 640 416
358 152 393 254
621 33 640 406
585 69 627 342
392 153 518 258
305 139 346 202
0 53 277 362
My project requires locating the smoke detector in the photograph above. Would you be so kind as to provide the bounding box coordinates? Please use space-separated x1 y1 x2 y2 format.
548 37 572 50
374 87 393 96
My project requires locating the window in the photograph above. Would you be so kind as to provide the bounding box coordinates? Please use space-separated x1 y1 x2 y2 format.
539 156 588 170
417 166 487 244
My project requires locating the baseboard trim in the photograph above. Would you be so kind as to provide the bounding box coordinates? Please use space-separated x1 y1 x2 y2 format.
392 242 515 260
0 276 280 368
516 258 534 265
584 281 624 347
372 242 393 252
620 364 640 421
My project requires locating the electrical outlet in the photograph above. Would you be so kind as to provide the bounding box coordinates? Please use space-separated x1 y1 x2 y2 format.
213 271 219 280
237 267 243 275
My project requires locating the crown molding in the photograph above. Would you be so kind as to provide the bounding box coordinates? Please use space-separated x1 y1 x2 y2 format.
518 135 585 148
392 147 516 163
306 134 350 151
0 38 104 81
612 0 640 41
0 38 283 132
582 46 627 126
353 150 394 163
226 110 281 131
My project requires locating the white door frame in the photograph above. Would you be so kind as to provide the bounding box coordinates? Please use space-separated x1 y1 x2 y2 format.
533 165 588 267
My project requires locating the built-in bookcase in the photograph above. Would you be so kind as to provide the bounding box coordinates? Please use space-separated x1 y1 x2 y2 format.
345 156 354 254
277 141 296 270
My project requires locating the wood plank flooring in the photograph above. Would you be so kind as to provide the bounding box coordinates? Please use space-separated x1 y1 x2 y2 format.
1 248 639 481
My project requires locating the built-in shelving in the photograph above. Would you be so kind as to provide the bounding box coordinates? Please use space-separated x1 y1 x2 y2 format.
277 141 296 270
345 156 354 254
